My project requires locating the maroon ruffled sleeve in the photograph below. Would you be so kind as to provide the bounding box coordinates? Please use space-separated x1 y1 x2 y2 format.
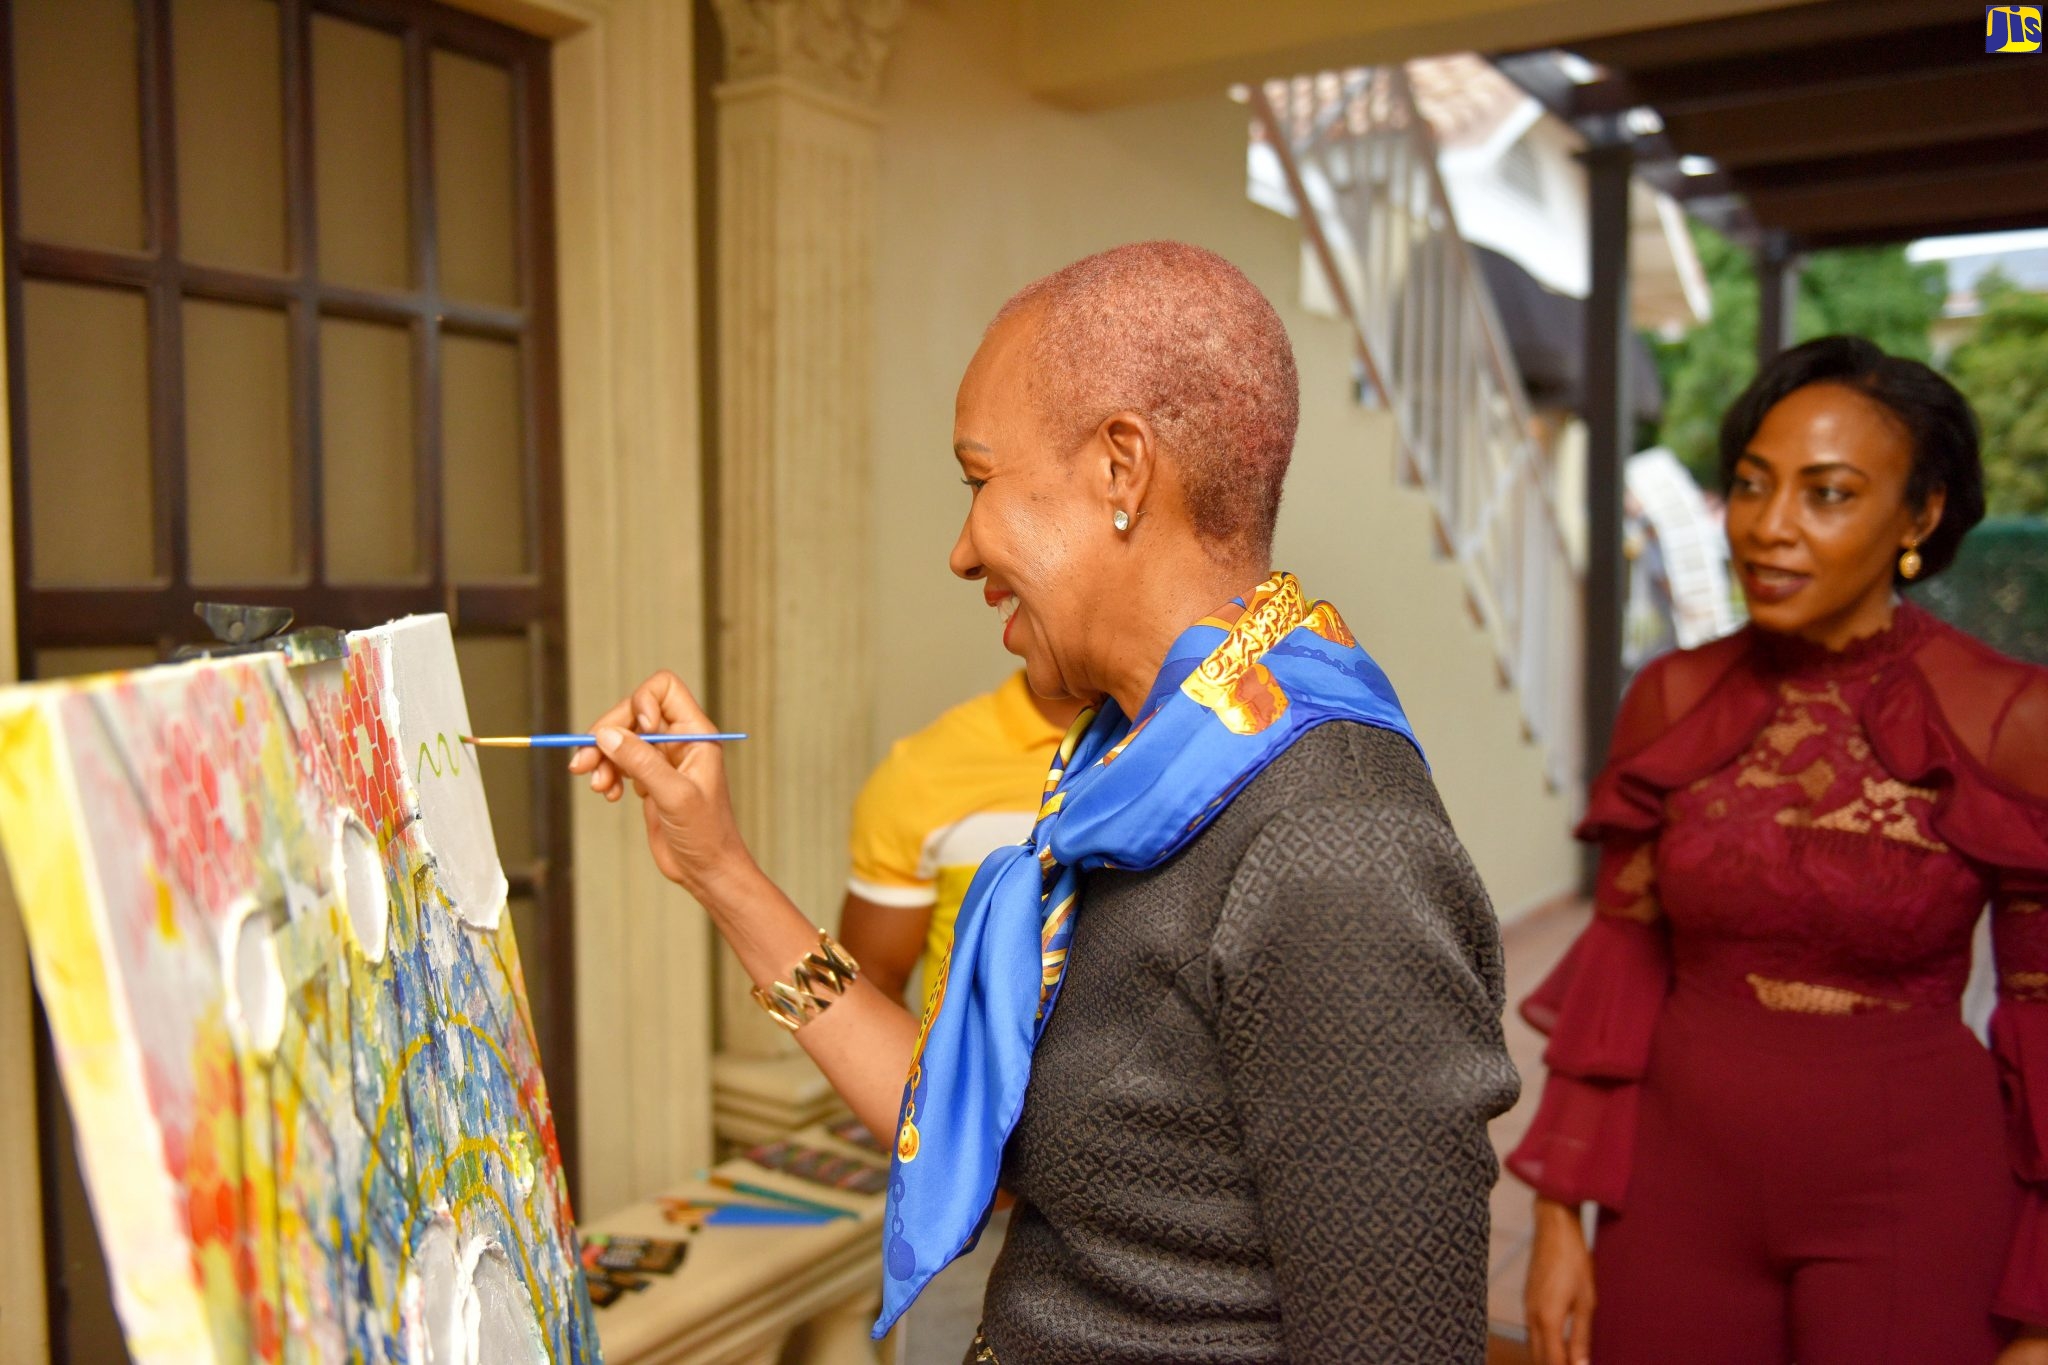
1866 633 2048 1325
1507 637 1768 1210
1505 845 1666 1208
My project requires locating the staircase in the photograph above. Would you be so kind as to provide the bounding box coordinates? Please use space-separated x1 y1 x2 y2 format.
1250 68 1583 793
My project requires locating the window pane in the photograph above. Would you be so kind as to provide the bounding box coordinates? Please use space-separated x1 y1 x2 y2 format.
23 282 155 585
453 633 534 867
432 50 518 306
174 0 286 272
442 334 528 579
319 317 417 581
14 0 145 250
34 645 159 681
186 301 295 583
312 15 409 289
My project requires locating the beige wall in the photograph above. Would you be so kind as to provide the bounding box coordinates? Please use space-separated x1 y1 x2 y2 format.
869 0 1578 917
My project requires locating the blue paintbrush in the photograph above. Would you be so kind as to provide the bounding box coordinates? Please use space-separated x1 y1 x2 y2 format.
463 733 748 749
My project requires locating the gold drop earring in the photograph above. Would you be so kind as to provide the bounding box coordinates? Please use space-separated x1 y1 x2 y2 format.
1899 537 1923 581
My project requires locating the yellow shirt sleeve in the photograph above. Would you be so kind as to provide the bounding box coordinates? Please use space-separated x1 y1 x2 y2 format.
846 742 938 908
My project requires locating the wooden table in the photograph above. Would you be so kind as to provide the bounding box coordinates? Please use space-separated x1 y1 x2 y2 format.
587 1125 892 1365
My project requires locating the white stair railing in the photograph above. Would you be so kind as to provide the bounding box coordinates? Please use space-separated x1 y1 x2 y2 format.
1250 68 1584 793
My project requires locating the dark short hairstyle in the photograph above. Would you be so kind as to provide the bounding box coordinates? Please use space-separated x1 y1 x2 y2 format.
1718 335 1985 582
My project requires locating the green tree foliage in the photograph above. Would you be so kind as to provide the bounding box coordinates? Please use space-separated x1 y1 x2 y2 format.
1651 224 1755 486
1945 270 2048 516
1651 220 1946 486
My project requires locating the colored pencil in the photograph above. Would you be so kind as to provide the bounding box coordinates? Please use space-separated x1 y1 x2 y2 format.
705 1205 835 1227
662 1200 836 1228
704 1174 858 1220
462 732 748 748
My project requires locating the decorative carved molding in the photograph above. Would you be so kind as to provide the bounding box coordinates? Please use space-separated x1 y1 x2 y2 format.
712 0 904 105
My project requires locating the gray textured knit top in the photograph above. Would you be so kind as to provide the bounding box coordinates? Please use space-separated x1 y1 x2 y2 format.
969 721 1519 1364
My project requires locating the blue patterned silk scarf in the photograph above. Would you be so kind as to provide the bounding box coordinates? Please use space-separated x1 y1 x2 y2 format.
873 572 1421 1335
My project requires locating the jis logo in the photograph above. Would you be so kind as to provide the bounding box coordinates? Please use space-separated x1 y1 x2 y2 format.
1987 5 2043 51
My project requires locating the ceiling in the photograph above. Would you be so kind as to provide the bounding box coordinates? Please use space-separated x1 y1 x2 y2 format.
1503 0 2048 249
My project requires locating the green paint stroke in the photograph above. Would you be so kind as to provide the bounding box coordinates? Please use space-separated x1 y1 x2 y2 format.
415 732 464 781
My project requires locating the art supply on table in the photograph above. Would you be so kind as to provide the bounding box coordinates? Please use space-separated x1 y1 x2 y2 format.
580 1234 687 1310
827 1114 889 1156
745 1138 890 1196
659 1196 837 1228
581 1233 688 1275
463 732 748 748
584 1267 651 1305
705 1172 861 1220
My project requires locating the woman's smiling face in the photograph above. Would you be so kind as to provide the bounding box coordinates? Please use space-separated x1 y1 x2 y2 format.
947 310 1121 704
1724 381 1943 648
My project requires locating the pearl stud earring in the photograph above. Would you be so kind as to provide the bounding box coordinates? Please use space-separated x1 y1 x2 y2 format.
1113 510 1130 532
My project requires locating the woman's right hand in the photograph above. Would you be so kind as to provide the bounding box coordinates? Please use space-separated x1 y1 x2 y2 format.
573 673 919 1139
567 670 751 900
1526 1196 1595 1365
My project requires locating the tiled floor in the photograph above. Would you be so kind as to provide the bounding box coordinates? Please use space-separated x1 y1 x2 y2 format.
1485 895 1594 1358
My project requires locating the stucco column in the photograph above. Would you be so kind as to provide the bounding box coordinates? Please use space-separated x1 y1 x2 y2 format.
711 0 900 1059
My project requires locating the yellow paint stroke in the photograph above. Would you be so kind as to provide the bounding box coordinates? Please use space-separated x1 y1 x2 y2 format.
486 931 543 1059
351 1033 434 1264
416 1135 517 1210
446 1013 527 1107
0 707 119 1057
353 1014 548 1259
413 733 464 781
153 873 180 942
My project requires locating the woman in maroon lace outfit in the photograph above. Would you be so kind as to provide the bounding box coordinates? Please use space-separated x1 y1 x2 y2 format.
1515 337 2048 1365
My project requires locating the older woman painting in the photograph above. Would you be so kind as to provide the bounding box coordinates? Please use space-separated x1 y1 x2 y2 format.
572 242 1519 1364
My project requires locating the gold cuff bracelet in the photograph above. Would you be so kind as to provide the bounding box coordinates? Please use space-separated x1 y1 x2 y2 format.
751 931 860 1032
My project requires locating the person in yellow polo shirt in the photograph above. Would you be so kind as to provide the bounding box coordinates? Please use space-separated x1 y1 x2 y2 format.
840 670 1085 1007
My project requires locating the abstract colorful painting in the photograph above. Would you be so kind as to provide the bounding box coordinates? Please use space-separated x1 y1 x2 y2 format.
0 614 599 1364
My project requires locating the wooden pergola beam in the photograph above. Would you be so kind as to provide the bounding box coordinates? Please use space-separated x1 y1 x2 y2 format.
1795 208 2048 250
1657 64 2048 168
1711 128 2048 200
1571 18 1986 117
1750 161 2048 235
1562 0 1975 71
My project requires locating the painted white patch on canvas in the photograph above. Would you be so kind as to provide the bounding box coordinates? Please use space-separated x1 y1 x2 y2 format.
362 615 508 930
404 1221 546 1365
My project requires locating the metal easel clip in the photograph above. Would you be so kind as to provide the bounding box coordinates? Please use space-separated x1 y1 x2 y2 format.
173 602 348 667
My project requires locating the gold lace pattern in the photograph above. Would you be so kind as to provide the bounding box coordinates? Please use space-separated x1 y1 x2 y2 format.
1746 973 1909 1015
1727 682 1948 853
2007 971 2048 1003
1600 843 1660 923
